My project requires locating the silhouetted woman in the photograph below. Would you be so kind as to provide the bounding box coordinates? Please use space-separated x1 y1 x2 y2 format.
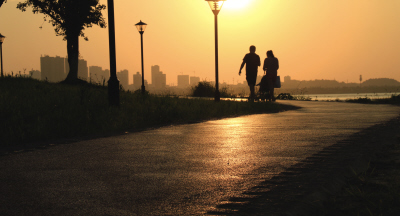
263 50 279 102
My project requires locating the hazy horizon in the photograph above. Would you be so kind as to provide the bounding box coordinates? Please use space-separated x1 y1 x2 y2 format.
1 0 399 86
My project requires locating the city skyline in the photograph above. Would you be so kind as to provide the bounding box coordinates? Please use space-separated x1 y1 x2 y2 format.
35 55 207 88
15 54 400 87
1 0 400 86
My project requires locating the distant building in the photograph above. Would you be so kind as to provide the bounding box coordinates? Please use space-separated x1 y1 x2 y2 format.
151 65 166 89
284 76 291 83
177 75 190 88
190 76 200 86
132 72 149 90
40 55 65 82
89 66 108 85
65 59 88 81
29 69 41 80
78 59 88 81
117 69 129 90
133 72 142 89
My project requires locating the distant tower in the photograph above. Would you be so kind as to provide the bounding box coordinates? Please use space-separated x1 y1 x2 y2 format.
177 75 190 88
133 72 141 89
284 76 291 83
359 75 362 86
77 59 88 81
190 76 200 86
151 65 166 89
117 69 129 90
89 66 104 84
40 55 65 82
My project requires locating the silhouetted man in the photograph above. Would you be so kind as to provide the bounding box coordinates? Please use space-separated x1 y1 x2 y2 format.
239 45 261 100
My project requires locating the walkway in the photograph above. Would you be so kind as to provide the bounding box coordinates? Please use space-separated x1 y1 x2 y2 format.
0 101 399 215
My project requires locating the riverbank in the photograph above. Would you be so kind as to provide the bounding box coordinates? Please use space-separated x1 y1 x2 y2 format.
0 77 298 153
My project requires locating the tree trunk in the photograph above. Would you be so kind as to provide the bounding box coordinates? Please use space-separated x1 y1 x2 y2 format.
64 34 79 82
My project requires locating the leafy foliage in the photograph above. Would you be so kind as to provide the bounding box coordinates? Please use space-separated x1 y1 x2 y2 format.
0 0 6 7
17 0 106 41
17 0 107 82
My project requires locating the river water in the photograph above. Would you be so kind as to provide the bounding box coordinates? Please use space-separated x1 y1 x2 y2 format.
295 92 400 101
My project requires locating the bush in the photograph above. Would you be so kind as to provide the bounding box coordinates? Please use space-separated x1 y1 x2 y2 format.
276 93 295 100
191 81 233 98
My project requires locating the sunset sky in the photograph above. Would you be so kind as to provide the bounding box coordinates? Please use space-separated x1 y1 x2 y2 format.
1 0 399 85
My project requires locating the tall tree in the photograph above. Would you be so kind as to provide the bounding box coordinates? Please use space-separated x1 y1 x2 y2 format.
17 0 106 83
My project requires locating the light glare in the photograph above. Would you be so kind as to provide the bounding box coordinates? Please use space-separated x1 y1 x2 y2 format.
224 0 251 10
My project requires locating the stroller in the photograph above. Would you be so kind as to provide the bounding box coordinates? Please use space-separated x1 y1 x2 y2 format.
256 75 271 101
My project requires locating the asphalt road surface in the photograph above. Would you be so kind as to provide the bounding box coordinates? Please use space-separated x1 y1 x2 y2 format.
1 101 399 215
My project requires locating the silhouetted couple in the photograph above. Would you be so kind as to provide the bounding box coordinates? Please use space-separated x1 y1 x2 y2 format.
239 46 279 102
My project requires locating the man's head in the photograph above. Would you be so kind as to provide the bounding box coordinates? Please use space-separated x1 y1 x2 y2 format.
249 45 256 53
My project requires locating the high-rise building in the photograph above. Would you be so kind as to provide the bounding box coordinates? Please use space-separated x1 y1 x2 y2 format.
133 72 142 90
151 65 166 89
65 58 88 80
133 72 148 90
190 76 200 86
40 55 65 82
117 69 129 90
177 75 190 88
89 66 108 85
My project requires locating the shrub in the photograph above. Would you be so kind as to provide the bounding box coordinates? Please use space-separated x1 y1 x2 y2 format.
276 93 295 100
191 81 233 98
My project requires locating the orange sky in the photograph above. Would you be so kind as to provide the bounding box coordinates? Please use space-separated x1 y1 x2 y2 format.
1 0 400 85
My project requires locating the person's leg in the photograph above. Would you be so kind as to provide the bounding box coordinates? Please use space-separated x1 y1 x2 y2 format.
267 80 273 102
270 83 275 101
249 85 255 100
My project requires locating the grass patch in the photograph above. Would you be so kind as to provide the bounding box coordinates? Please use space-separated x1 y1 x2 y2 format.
0 77 297 151
319 157 400 216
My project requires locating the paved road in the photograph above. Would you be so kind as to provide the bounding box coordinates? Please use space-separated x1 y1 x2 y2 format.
1 101 399 215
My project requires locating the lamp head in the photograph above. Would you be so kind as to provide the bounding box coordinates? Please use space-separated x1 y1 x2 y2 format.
205 0 226 15
0 33 5 44
135 20 147 34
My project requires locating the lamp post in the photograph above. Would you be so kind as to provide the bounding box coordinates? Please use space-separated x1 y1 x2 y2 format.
135 20 147 94
107 0 120 106
0 33 5 78
205 0 225 101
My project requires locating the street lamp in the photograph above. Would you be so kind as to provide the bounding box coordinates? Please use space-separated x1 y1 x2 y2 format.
205 0 225 101
107 0 120 106
135 20 147 94
0 33 5 77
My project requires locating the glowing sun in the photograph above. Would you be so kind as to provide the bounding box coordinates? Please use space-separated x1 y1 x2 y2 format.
223 0 252 10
